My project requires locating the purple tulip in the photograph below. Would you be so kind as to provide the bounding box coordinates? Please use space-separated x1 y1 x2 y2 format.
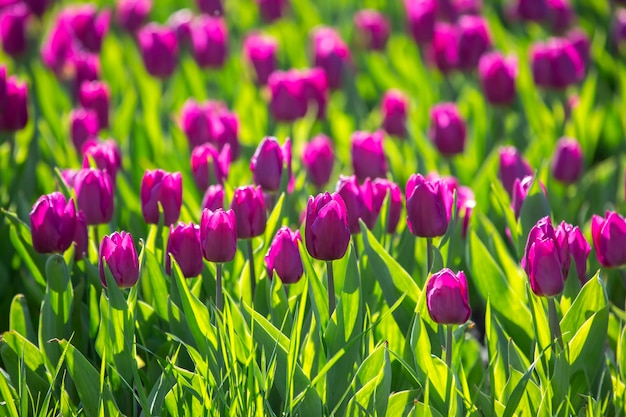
406 174 452 238
190 143 230 190
70 108 99 152
546 0 574 34
73 211 88 261
562 223 590 283
613 9 626 51
302 134 334 189
230 185 267 239
70 52 100 97
137 23 178 78
452 0 482 16
305 192 351 261
140 169 183 226
166 222 204 277
99 231 139 288
429 102 466 157
23 0 52 17
61 169 78 188
191 15 227 69
74 168 114 225
353 9 390 51
78 80 109 129
255 0 286 22
29 192 77 254
429 173 475 238
200 208 237 263
381 89 408 138
208 104 240 160
300 67 328 119
511 175 546 219
59 5 110 53
514 0 547 21
567 29 590 69
0 3 29 57
405 0 436 44
201 184 224 211
265 227 303 284
427 23 458 73
478 51 517 106
551 137 583 184
456 16 492 71
268 70 304 122
592 211 626 268
312 26 351 90
351 130 388 183
243 32 277 85
116 0 151 33
426 268 471 324
367 178 403 233
81 139 122 180
180 99 211 148
336 175 365 234
250 136 291 193
498 146 533 196
0 75 27 132
40 21 76 75
197 0 223 16
530 38 584 90
167 9 194 46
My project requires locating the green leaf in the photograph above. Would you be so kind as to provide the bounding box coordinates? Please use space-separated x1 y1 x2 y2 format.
0 331 50 403
0 368 19 417
386 390 420 417
560 273 607 345
345 343 392 417
8 294 36 344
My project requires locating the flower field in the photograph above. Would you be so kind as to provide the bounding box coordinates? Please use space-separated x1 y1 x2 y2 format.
1 0 626 415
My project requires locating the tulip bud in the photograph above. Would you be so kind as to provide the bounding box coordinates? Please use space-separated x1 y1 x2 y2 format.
546 0 574 34
456 16 492 71
354 9 390 51
197 0 223 16
405 0 436 44
591 211 626 268
312 27 351 90
78 80 110 129
166 222 204 277
61 169 78 188
351 130 388 183
230 185 266 239
381 89 408 138
564 223 590 283
255 0 286 23
190 143 230 190
265 227 303 284
268 70 304 123
62 5 110 53
250 136 291 193
551 137 583 184
300 67 328 119
180 99 211 148
209 105 240 161
200 208 237 263
0 76 28 132
478 51 517 106
40 22 76 75
567 29 590 69
140 169 183 226
427 23 458 73
191 15 227 69
523 217 568 296
243 32 277 85
73 211 89 260
530 38 584 90
70 108 99 152
29 192 77 254
371 178 403 234
74 168 114 225
0 3 29 57
137 23 179 79
426 268 471 324
405 174 452 238
70 52 100 98
302 134 334 189
498 146 533 196
116 0 151 33
24 0 52 17
336 175 365 234
99 231 139 288
305 192 351 261
201 184 224 211
429 103 466 157
514 0 547 21
167 9 194 46
511 175 547 219
82 139 122 180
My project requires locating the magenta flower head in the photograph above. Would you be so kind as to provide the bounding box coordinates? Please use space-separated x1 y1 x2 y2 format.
250 136 291 193
546 0 574 34
351 130 388 182
191 15 227 69
511 175 546 219
551 137 583 184
243 32 277 85
30 192 77 254
73 168 114 225
405 174 452 238
230 185 267 239
530 38 584 90
426 268 471 324
456 16 492 71
116 0 151 33
191 143 230 190
354 9 390 51
208 104 240 160
140 169 183 226
592 211 626 268
70 52 100 98
166 222 204 277
371 178 403 233
255 0 286 23
200 208 237 263
336 175 365 234
137 23 178 79
167 9 193 49
72 211 88 260
555 221 590 284
40 21 76 75
99 231 139 288
522 217 567 297
197 0 223 16
300 67 329 119
180 99 211 148
567 28 590 68
0 3 29 57
478 51 517 106
62 5 110 53
514 0 547 21
405 0 436 45
381 89 409 138
23 0 52 17
427 23 458 74
268 70 305 123
305 192 351 261
614 9 626 49
82 140 122 181
302 134 334 189
0 76 28 132
202 184 224 211
498 146 533 196
78 80 109 129
70 108 99 152
429 102 466 157
265 227 303 284
312 27 351 90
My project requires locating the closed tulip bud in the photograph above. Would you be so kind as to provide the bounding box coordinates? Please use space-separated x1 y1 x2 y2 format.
70 108 99 152
381 89 408 138
41 22 76 75
453 0 483 16
591 211 626 268
312 27 351 90
82 139 122 180
546 0 574 34
167 9 194 46
351 130 388 182
99 231 139 288
551 137 583 184
530 38 584 90
255 0 286 23
406 174 452 238
78 80 109 129
116 0 151 33
525 234 565 297
62 5 110 53
456 16 492 71
166 222 204 277
191 15 227 69
201 184 224 211
200 208 237 263
24 0 52 17
405 0 436 44
70 52 100 97
429 103 466 156
197 0 223 16
354 9 390 51
371 178 403 234
61 169 78 188
426 269 471 324
564 224 590 283
268 70 305 123
251 136 291 193
567 29 590 68
191 143 230 190
243 32 277 85
511 175 546 219
302 134 334 189
141 169 183 226
30 192 77 254
336 175 365 234
305 192 351 261
498 146 533 196
0 76 28 132
427 23 458 73
213 111 240 161
300 67 328 119
230 185 266 239
265 227 303 284
515 0 547 21
73 211 89 260
180 99 211 148
137 23 178 78
74 169 114 225
0 3 29 57
613 9 626 51
478 52 517 106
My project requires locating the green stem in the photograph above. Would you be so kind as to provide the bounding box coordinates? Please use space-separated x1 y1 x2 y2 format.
446 325 453 369
216 263 223 311
326 260 336 317
426 238 434 273
92 226 100 253
247 239 256 303
548 297 563 350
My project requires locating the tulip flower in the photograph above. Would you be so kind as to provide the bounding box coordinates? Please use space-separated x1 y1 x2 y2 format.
167 9 194 47
73 211 89 261
60 5 110 53
0 3 29 57
137 23 178 79
353 9 390 51
70 108 99 152
405 0 436 45
456 16 492 71
336 175 365 235
427 23 458 74
511 175 547 219
190 143 230 190
370 178 403 234
0 76 28 132
201 184 224 211
30 192 77 254
140 169 183 226
591 211 626 268
74 168 114 225
498 146 533 197
405 174 452 238
300 67 328 119
268 69 327 123
265 227 303 285
116 0 151 33
82 140 122 181
551 137 583 184
243 32 277 85
180 99 211 148
530 38 584 90
24 0 53 17
546 0 574 34
69 52 100 97
78 81 110 129
197 0 223 16
381 90 408 138
301 134 334 189
514 0 547 21
567 29 590 69
191 15 227 69
166 222 204 278
563 223 591 283
429 103 466 157
250 136 291 193
311 27 351 90
351 130 388 182
614 9 626 51
40 20 76 76
478 52 517 106
99 231 139 288
255 0 286 23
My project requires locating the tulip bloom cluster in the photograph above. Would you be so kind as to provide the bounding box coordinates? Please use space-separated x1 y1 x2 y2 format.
268 68 328 122
140 169 183 226
180 99 240 159
530 37 584 90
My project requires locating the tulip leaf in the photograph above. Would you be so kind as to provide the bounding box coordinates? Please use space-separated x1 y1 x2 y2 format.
8 294 36 344
385 390 420 417
298 241 329 326
0 331 50 403
3 211 46 289
567 307 608 385
139 247 170 321
560 272 607 345
0 367 19 417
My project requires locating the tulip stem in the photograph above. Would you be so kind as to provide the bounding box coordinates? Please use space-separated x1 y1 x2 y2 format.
326 261 336 317
426 238 434 273
216 263 223 311
92 226 100 252
247 239 256 303
446 325 453 369
548 297 563 350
